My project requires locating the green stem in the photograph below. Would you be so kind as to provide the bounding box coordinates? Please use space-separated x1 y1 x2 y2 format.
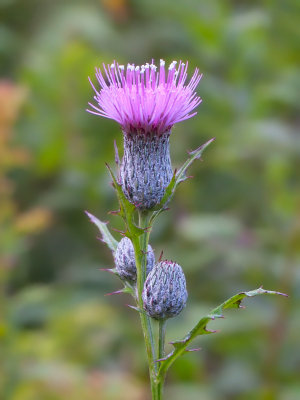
157 319 167 399
132 211 159 399
158 319 166 361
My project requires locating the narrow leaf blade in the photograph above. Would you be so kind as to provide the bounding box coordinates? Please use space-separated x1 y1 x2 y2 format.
150 138 215 222
176 137 215 185
85 211 118 252
106 163 144 239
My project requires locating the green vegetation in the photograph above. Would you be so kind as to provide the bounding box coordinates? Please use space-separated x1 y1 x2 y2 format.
1 0 299 399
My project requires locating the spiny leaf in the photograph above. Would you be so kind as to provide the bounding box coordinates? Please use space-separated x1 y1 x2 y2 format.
99 267 118 275
185 347 201 352
105 285 135 297
176 137 215 185
158 287 287 377
85 211 118 252
126 304 142 312
105 163 144 239
104 289 126 296
150 138 215 223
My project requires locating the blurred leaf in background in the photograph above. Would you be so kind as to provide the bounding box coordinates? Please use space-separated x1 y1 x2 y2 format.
0 0 299 399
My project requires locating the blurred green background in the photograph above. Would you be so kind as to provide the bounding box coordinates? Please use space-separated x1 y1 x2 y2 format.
1 0 299 399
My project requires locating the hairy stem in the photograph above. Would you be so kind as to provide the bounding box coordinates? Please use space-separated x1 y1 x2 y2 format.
158 319 166 361
156 319 167 399
132 211 159 399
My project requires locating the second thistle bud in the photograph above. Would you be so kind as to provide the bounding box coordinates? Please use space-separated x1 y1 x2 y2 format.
114 237 155 282
142 260 188 320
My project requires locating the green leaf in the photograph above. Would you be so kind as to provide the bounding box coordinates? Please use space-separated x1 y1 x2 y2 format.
158 287 287 377
85 210 119 252
105 163 144 239
176 137 215 185
150 138 215 222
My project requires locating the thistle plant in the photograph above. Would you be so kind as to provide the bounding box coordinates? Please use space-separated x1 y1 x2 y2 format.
86 59 287 399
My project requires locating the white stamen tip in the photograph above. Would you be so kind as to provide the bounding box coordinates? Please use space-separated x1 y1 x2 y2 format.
160 59 165 67
168 61 178 70
110 64 115 68
150 64 157 71
119 65 124 70
135 66 140 71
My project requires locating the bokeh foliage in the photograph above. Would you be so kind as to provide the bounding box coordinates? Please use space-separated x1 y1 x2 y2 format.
0 0 299 399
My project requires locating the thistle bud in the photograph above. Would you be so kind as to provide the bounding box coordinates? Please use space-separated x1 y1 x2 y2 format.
119 132 173 210
114 237 155 282
142 260 188 320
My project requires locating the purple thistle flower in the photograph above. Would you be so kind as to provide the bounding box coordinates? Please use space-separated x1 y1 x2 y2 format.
87 60 202 136
87 59 203 209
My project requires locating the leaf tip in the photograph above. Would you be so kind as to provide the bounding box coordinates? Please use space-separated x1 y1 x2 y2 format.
112 228 126 236
85 210 94 221
126 304 142 312
206 328 219 334
186 347 201 352
99 268 117 275
104 289 124 296
158 250 164 262
156 352 174 363
108 209 121 216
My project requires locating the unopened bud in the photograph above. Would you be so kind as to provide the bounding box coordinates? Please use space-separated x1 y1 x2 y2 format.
114 237 155 282
142 260 188 320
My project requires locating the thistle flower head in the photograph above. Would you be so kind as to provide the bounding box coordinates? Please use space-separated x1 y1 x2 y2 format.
87 59 202 136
